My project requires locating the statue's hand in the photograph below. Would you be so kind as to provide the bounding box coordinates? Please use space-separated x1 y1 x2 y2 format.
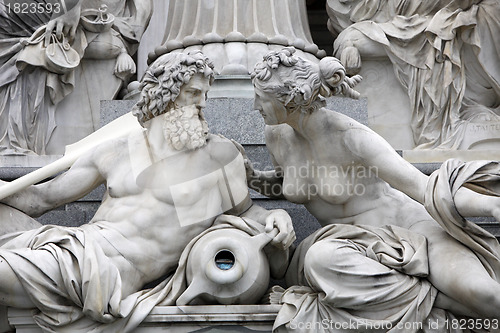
334 27 363 76
265 209 296 250
114 52 137 80
44 0 82 45
334 23 388 75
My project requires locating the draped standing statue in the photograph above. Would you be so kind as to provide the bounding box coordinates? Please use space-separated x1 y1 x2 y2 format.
327 0 500 149
0 0 152 155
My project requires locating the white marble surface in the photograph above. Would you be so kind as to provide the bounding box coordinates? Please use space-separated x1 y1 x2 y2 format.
327 0 500 151
247 47 500 329
0 51 294 332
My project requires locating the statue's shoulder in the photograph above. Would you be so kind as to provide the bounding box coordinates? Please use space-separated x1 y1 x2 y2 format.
206 134 242 164
207 133 231 144
207 133 238 152
264 124 295 145
320 108 365 132
89 131 136 167
96 134 130 153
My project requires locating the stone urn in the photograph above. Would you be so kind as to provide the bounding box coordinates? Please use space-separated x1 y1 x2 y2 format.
177 227 275 305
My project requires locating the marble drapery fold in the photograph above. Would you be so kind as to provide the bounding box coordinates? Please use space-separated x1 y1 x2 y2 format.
0 215 266 332
328 0 500 149
425 159 500 279
275 224 448 332
0 0 151 155
275 159 500 332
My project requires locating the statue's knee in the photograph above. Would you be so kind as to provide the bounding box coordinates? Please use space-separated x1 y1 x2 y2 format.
0 255 15 279
0 258 13 295
304 239 351 274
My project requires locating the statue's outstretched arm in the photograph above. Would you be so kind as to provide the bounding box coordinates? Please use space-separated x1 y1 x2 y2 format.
343 124 500 220
231 136 285 199
343 125 428 203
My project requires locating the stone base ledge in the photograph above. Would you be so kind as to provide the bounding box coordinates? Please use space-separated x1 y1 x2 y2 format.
402 149 500 163
0 155 62 168
8 305 281 332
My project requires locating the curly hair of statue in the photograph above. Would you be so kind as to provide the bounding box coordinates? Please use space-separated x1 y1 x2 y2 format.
132 51 215 126
252 47 361 115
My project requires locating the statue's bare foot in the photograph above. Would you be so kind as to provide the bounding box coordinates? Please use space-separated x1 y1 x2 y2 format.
260 285 285 305
114 53 137 80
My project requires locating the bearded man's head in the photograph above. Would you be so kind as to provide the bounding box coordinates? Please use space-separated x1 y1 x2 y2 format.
132 51 214 126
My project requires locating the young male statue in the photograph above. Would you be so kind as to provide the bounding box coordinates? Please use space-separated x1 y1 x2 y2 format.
0 51 295 331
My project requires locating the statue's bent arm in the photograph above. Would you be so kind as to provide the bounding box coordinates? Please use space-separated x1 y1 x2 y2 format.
1 148 105 217
343 124 499 219
246 127 285 198
343 125 428 203
214 140 294 276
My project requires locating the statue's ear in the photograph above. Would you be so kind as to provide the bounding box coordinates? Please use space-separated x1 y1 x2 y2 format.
153 67 164 77
324 71 345 88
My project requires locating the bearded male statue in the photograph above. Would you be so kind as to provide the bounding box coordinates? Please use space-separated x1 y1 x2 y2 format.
0 51 295 332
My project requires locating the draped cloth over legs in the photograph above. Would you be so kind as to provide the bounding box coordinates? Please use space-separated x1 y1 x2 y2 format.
0 215 265 332
275 159 500 332
275 224 448 332
425 159 500 280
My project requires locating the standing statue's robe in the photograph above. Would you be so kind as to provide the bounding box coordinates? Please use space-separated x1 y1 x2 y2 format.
0 0 151 155
329 0 500 148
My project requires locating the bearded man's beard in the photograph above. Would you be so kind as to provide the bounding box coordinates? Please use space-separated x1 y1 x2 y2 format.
163 105 209 150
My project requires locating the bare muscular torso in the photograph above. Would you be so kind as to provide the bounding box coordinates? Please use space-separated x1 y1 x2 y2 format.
84 132 247 295
266 110 431 230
